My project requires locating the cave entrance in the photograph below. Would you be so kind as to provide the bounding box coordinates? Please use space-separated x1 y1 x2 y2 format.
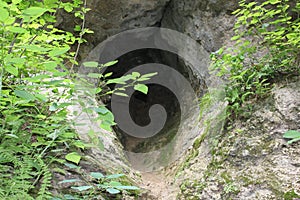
100 48 205 154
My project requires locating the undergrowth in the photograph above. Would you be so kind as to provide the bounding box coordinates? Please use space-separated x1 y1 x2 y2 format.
0 0 145 199
209 0 300 119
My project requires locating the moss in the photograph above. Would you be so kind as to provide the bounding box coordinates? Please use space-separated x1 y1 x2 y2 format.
179 179 207 199
175 148 199 178
193 132 206 149
284 190 300 200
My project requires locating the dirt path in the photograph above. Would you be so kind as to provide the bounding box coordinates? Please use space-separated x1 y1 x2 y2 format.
139 171 178 200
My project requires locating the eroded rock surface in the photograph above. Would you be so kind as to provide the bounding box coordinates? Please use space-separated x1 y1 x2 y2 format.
57 0 171 59
161 0 237 52
176 76 300 200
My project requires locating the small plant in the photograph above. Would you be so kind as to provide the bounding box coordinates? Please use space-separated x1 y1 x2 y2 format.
283 130 300 144
58 172 140 198
211 0 300 118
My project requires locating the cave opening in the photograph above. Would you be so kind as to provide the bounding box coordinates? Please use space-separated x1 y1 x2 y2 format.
100 48 205 154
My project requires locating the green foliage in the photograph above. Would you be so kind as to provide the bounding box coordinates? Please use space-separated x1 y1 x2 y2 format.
211 0 300 118
283 130 300 144
57 171 139 199
0 0 85 198
0 0 145 199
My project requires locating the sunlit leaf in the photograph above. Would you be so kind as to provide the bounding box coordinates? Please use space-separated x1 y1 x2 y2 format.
59 179 81 184
114 185 140 190
7 26 27 33
140 72 158 78
83 61 98 68
106 188 120 194
132 72 140 78
134 84 148 94
283 130 300 139
0 8 9 22
87 73 102 78
65 152 81 164
114 92 128 97
22 7 48 17
103 60 118 67
92 106 109 114
5 65 18 76
64 162 81 169
90 172 105 179
14 90 35 101
106 174 125 179
49 47 70 57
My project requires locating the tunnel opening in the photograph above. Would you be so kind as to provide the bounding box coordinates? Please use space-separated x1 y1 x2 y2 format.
99 48 207 154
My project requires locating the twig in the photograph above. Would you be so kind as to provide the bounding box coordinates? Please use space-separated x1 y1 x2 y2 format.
70 0 87 73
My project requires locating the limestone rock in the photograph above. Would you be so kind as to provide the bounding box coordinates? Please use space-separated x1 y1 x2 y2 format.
178 77 300 199
161 0 238 52
57 0 170 59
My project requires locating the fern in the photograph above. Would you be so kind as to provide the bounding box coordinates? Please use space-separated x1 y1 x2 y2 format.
36 158 53 200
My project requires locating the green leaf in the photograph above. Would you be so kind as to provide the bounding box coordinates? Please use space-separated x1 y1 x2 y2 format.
134 84 148 94
73 141 85 149
106 78 126 85
140 72 158 78
5 65 18 76
43 61 57 70
64 163 80 169
98 110 114 122
7 26 27 33
83 61 98 68
6 57 25 65
49 102 58 111
0 7 9 22
132 72 140 78
74 25 81 31
71 185 93 192
65 152 81 164
25 74 51 82
92 106 109 114
14 90 35 101
109 181 122 186
5 134 19 139
114 92 128 97
287 137 300 144
103 60 118 67
283 130 300 139
64 3 73 12
59 179 81 184
35 94 48 102
97 137 105 151
12 0 22 4
22 7 48 17
106 188 120 194
100 122 112 131
22 45 49 52
106 174 125 179
49 47 70 57
114 185 140 190
104 72 113 78
90 172 105 179
87 73 102 78
95 87 102 94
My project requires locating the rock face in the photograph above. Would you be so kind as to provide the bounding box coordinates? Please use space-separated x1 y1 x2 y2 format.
161 0 237 52
57 0 237 58
177 76 300 199
57 0 171 59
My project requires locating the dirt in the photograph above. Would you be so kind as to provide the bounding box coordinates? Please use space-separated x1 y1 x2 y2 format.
139 171 178 200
